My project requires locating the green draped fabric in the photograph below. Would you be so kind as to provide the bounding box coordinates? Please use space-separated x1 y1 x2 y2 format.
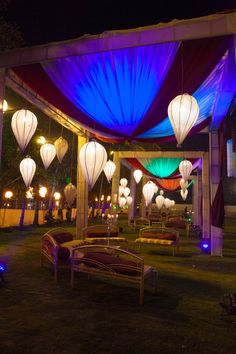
139 158 182 178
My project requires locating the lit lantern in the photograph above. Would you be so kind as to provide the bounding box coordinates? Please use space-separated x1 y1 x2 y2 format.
179 160 193 180
118 196 126 208
151 183 158 194
171 200 175 207
19 157 36 188
11 109 38 152
54 192 61 201
79 141 107 189
39 186 47 198
180 178 188 191
40 143 56 169
155 195 164 209
64 183 77 207
124 187 130 198
164 198 172 209
120 178 128 187
181 189 188 201
159 190 164 196
54 137 68 163
104 160 116 183
126 196 133 206
119 185 125 196
168 93 199 146
4 191 13 199
142 181 154 206
133 169 142 184
1 99 8 112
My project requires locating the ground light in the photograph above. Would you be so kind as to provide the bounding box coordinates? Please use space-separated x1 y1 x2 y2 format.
199 238 211 254
0 262 6 282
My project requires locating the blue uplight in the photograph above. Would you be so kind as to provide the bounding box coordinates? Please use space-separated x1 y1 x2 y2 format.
199 239 211 254
0 265 4 272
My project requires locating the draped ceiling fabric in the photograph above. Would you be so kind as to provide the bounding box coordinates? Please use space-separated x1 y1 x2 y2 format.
12 35 234 143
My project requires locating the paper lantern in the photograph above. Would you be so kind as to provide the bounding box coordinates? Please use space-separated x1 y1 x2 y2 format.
19 157 36 188
119 185 125 196
181 189 188 201
171 200 175 207
39 186 47 198
142 181 154 206
64 183 77 207
79 141 107 189
153 184 158 194
126 196 133 206
180 178 188 191
124 187 130 198
133 169 142 184
11 109 38 152
118 196 126 208
120 178 128 187
104 160 116 183
179 160 193 180
168 93 199 145
54 137 68 163
40 143 56 169
159 190 164 196
164 198 172 209
155 195 164 209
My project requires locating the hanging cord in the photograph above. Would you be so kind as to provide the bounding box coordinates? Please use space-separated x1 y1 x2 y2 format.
60 124 64 138
181 41 184 94
48 116 52 140
70 133 75 182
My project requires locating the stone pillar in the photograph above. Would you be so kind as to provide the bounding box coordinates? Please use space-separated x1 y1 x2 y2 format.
76 134 88 239
210 132 223 256
111 152 120 213
140 176 148 217
202 152 210 238
0 68 6 165
128 171 136 225
192 173 202 226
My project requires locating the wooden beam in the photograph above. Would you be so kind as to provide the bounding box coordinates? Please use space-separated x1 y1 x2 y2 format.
0 12 235 68
117 151 205 158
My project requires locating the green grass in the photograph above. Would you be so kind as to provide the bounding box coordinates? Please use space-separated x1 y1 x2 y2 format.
1 219 236 354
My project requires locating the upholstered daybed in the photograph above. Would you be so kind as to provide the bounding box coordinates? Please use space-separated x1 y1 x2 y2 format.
135 227 179 256
164 216 190 238
70 244 158 305
82 224 127 245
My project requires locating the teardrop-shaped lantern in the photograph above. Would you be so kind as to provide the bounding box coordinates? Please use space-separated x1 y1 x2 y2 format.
133 169 142 184
40 143 56 170
124 187 130 198
164 198 172 209
64 183 77 207
126 196 133 206
179 160 193 180
54 137 68 163
120 178 128 187
153 184 158 194
11 109 38 152
119 185 125 196
142 181 154 206
168 93 199 145
180 178 188 191
155 195 165 209
159 190 164 196
171 200 175 207
79 141 107 189
104 160 116 183
118 196 126 208
181 189 188 201
19 157 36 188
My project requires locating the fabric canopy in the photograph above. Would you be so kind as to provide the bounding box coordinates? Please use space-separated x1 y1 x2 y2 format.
12 35 233 143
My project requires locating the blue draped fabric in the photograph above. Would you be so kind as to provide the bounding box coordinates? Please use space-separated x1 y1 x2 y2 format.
43 42 179 136
138 158 182 178
138 52 228 138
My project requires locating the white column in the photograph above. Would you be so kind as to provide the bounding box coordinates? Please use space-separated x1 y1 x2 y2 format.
76 134 88 239
128 171 136 225
0 68 6 164
140 176 148 217
111 152 120 213
202 152 210 238
210 131 223 256
192 173 202 226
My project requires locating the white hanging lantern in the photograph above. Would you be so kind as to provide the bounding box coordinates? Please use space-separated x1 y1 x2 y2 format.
123 187 130 198
118 196 126 208
155 195 165 209
120 178 128 187
171 200 175 207
40 143 56 170
133 169 142 184
119 185 125 196
1 99 8 112
179 160 193 180
11 109 38 152
104 160 116 183
19 157 36 188
181 189 188 201
126 196 133 206
164 198 172 209
64 183 77 207
54 137 68 163
142 181 155 206
159 190 164 196
180 178 188 191
168 93 199 146
79 140 107 189
153 184 158 194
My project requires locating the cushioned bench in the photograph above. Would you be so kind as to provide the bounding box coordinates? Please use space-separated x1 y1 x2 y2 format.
133 217 151 231
41 227 88 281
135 227 179 256
70 244 158 305
82 224 127 245
164 216 190 238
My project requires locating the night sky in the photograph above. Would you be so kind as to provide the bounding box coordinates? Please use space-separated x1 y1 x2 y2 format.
5 0 236 46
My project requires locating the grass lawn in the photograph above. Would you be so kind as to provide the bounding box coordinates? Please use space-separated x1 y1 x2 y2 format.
0 218 236 354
